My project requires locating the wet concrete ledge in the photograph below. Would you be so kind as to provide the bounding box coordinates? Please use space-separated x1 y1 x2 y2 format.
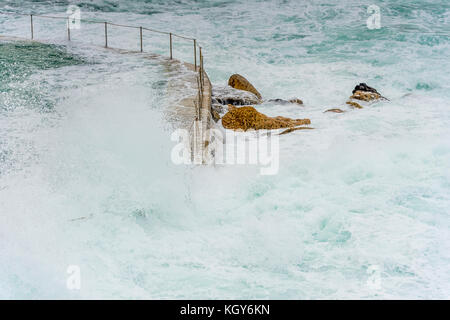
0 34 213 164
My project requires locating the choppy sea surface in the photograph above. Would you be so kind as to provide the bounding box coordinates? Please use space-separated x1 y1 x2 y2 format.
0 0 449 299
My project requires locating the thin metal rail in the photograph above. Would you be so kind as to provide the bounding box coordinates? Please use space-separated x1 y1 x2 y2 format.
0 11 209 126
0 11 201 67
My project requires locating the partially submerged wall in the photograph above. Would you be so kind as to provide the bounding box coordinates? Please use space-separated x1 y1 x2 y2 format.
0 35 213 164
161 58 212 164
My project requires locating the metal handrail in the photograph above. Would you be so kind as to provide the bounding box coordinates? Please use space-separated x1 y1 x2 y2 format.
1 11 208 124
0 11 193 38
0 11 199 65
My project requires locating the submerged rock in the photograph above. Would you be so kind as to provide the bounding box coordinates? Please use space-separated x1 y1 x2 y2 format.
210 103 226 122
221 105 311 131
289 98 304 105
228 74 262 100
279 127 314 135
346 101 363 109
211 109 221 122
211 103 225 114
324 108 345 113
212 85 261 106
268 98 304 105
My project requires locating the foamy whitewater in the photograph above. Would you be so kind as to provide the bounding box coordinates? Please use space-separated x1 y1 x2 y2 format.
0 0 449 299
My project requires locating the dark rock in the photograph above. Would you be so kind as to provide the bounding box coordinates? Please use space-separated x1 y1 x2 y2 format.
268 99 290 104
268 98 303 105
352 83 380 95
351 83 388 101
212 85 261 106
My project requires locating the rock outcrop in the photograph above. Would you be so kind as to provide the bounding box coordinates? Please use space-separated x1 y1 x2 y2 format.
349 83 387 102
228 74 262 100
344 83 386 110
221 105 310 131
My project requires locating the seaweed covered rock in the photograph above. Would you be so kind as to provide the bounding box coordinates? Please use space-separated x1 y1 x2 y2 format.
221 105 310 131
228 74 262 100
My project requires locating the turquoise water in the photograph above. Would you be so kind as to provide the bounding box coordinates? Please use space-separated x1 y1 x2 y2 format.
0 0 449 299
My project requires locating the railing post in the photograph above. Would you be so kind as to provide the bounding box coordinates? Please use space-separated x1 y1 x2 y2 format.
30 14 34 40
139 27 143 52
169 33 173 59
104 22 108 48
194 39 197 70
199 47 203 87
67 18 71 41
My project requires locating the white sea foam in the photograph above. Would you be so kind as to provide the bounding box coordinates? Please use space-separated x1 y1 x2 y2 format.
0 0 449 299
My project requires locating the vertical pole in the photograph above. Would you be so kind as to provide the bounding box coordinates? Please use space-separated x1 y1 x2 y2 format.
169 33 173 59
30 14 34 40
67 18 71 41
139 27 143 52
199 47 203 87
104 22 108 48
194 39 197 70
197 76 201 118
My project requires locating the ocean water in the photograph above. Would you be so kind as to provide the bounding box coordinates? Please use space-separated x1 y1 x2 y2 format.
0 0 449 299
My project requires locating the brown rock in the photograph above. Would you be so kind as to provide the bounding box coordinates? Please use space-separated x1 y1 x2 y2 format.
346 101 363 109
350 90 381 102
228 74 262 100
288 98 303 105
324 108 345 113
221 105 310 131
